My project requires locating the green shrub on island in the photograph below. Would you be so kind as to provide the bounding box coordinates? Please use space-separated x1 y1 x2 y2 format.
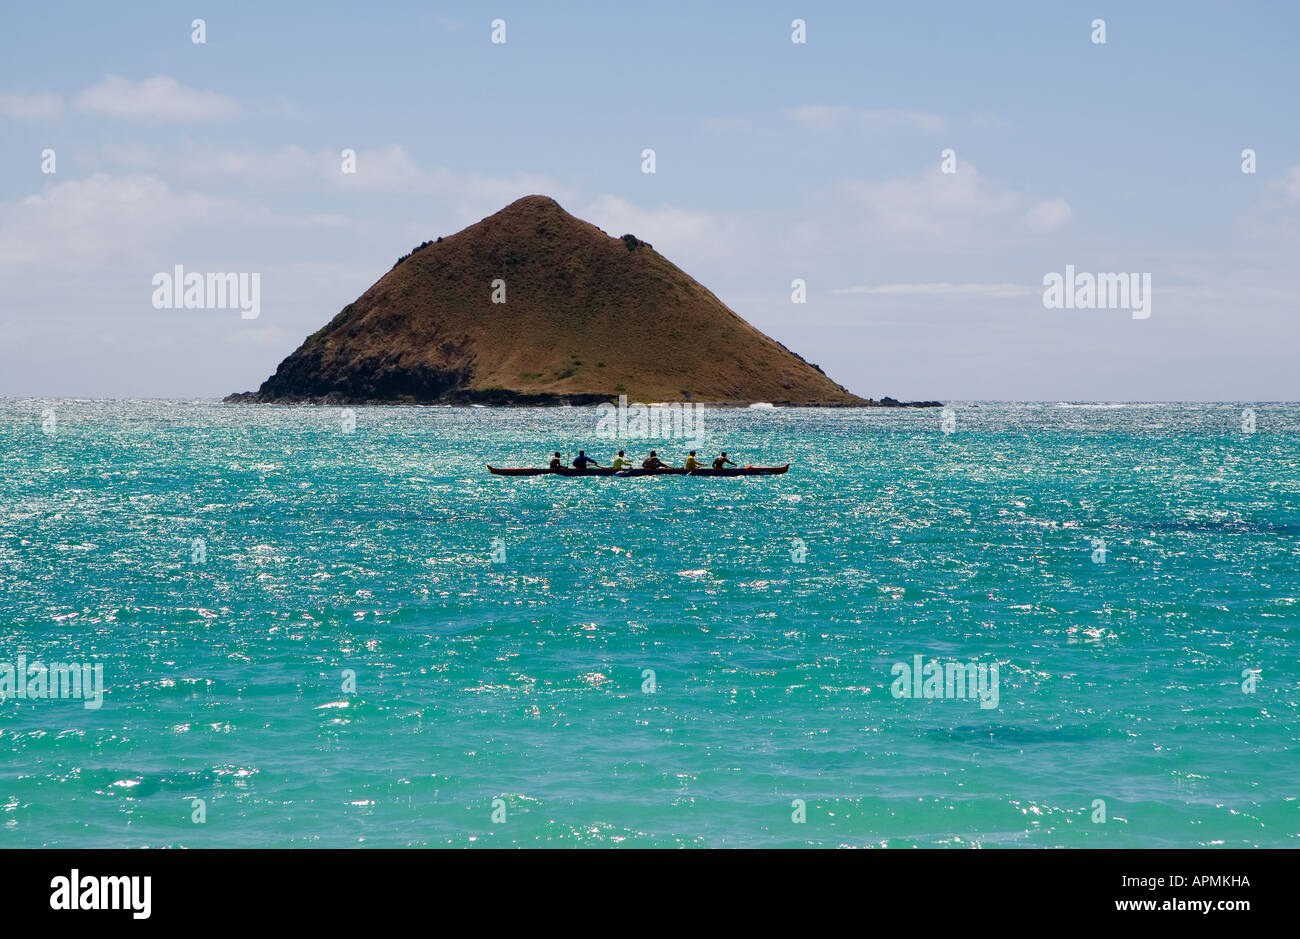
392 240 435 268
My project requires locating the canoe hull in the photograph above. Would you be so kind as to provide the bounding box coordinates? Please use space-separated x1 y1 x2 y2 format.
486 466 618 476
487 465 789 477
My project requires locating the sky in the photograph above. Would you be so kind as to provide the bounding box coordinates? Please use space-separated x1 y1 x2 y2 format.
0 0 1296 401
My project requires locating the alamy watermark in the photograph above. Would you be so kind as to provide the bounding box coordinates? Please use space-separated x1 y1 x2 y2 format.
890 655 999 709
1043 265 1150 319
50 870 150 919
1 655 104 709
152 265 260 319
595 394 706 448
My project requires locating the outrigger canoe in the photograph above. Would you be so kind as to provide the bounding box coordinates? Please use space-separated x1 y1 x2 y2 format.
487 464 789 477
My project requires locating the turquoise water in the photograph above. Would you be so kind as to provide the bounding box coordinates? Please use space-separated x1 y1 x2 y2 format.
1 400 1297 847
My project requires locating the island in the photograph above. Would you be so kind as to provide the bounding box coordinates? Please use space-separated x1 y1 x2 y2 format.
224 195 940 408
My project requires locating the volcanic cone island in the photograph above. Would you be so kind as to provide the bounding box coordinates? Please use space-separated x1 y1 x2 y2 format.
225 195 938 407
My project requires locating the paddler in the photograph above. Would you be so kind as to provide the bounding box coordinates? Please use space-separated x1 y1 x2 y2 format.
683 450 705 471
610 450 631 470
548 452 564 470
572 450 602 470
641 450 672 471
712 452 737 470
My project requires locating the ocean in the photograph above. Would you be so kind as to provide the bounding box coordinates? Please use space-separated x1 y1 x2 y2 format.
1 400 1296 847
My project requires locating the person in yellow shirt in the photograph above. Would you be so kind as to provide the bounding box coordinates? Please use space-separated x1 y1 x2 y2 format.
683 450 705 471
611 450 631 470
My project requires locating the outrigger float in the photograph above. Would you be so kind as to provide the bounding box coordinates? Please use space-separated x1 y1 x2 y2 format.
487 464 789 477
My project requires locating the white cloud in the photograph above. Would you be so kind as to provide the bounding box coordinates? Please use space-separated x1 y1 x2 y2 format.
0 173 348 270
76 75 239 123
581 195 744 263
98 142 579 227
333 145 575 218
1020 198 1073 233
0 174 226 267
833 282 1035 298
0 91 63 120
841 163 1072 245
192 145 326 183
102 142 337 183
783 106 1008 134
1278 164 1300 203
99 141 165 168
786 105 946 133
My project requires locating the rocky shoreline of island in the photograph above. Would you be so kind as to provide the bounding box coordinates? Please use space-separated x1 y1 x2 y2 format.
221 389 941 408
